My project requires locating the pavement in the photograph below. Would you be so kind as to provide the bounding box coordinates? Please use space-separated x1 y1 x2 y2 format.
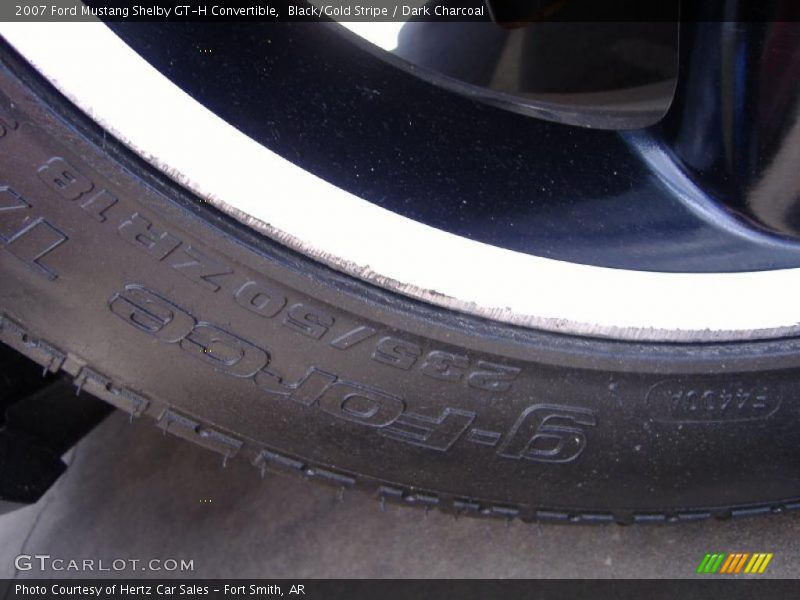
1 410 799 579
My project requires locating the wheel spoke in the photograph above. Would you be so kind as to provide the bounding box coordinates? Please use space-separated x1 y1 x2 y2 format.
660 1 800 237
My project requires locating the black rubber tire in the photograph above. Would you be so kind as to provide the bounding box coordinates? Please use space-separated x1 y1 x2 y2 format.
2 39 800 525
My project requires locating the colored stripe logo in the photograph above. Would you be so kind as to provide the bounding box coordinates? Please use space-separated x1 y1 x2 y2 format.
696 553 773 574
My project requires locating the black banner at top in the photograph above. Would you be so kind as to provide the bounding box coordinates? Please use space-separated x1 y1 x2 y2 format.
3 0 800 23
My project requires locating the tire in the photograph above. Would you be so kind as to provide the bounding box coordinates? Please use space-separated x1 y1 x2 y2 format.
2 36 800 526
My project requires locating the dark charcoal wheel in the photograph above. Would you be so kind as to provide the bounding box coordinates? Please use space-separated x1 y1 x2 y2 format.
1 9 800 524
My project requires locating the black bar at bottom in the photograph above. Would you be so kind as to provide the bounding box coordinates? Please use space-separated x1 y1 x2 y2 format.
0 579 796 600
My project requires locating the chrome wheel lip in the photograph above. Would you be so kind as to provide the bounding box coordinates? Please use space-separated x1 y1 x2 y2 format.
4 21 800 342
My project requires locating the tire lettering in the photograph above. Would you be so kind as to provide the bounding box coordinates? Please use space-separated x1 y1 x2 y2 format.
37 156 93 200
180 322 269 378
317 381 405 427
108 285 195 342
498 404 596 463
118 212 181 260
372 336 421 370
283 302 334 339
235 280 287 318
109 285 593 462
0 187 67 279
